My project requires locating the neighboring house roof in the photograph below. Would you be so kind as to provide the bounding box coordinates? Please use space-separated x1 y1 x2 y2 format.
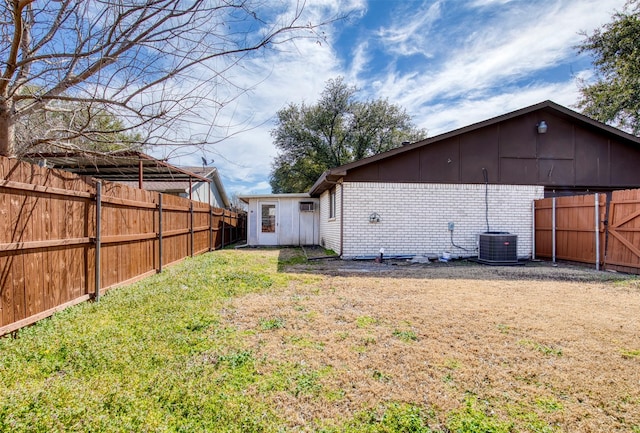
118 166 231 209
181 166 231 209
309 100 640 196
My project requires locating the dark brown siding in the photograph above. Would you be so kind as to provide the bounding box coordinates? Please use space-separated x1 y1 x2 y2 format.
610 140 640 186
344 106 640 192
499 113 537 158
537 114 575 159
575 128 610 185
459 127 499 183
379 152 420 182
419 138 460 182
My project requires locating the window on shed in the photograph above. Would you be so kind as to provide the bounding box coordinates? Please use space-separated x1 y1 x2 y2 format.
261 204 276 233
299 201 315 212
329 188 336 219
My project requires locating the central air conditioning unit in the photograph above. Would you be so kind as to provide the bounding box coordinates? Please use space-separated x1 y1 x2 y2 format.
478 232 518 265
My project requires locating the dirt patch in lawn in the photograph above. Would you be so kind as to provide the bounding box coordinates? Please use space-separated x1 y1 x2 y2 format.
222 249 640 432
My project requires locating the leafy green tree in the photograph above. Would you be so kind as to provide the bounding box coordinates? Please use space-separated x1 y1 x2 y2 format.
270 77 427 193
15 91 143 154
577 0 640 135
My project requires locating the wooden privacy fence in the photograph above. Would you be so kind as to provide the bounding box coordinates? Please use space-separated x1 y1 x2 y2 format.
534 188 640 274
0 157 246 336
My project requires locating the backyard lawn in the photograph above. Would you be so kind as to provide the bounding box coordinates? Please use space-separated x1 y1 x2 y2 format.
1 248 639 432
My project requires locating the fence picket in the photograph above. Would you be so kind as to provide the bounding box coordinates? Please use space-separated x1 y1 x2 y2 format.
534 191 639 272
0 156 246 336
605 189 640 273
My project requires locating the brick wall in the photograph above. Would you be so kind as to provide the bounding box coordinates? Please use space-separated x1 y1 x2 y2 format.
339 182 544 258
318 183 342 253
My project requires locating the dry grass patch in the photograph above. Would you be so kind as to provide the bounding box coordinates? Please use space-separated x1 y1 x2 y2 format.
222 249 640 432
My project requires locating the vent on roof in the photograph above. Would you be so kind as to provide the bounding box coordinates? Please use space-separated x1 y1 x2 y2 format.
477 232 517 264
299 201 315 212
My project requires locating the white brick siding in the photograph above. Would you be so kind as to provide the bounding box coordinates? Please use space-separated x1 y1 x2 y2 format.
318 184 342 253
339 182 544 259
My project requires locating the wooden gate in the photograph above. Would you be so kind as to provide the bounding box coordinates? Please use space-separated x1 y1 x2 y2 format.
534 194 606 266
534 188 640 274
605 189 640 274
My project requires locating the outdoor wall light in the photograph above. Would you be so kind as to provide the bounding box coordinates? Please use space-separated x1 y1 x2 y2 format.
537 120 548 134
369 212 381 223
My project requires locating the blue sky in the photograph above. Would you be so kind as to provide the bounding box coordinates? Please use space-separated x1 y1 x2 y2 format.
158 0 627 197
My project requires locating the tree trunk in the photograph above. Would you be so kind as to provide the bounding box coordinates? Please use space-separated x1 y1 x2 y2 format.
0 102 16 157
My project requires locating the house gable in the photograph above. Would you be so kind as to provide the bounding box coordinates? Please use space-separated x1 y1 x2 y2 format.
310 101 640 196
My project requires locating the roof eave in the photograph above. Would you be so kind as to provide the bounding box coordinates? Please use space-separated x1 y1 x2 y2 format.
306 100 640 191
309 170 345 196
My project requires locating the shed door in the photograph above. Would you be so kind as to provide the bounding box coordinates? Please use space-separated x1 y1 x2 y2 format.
259 202 278 245
299 210 316 245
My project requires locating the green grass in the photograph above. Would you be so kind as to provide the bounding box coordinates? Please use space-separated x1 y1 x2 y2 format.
0 248 621 432
332 403 434 433
447 396 513 433
0 251 287 432
0 247 478 432
392 329 418 342
518 339 563 357
356 315 379 328
620 348 640 359
259 316 286 330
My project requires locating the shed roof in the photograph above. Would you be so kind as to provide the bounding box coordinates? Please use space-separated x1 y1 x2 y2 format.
309 100 640 196
239 193 313 203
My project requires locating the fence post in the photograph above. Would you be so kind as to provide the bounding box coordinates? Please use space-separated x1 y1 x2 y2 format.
595 193 600 271
95 181 102 301
209 206 213 252
552 197 556 264
531 200 536 260
222 210 226 248
190 201 194 257
158 193 163 273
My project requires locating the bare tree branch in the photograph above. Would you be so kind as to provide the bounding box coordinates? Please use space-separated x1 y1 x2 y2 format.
0 0 339 157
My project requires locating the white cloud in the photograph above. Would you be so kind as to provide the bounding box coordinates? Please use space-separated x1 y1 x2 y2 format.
468 0 516 7
416 79 584 136
376 1 443 58
370 0 626 129
156 0 365 194
153 0 627 195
